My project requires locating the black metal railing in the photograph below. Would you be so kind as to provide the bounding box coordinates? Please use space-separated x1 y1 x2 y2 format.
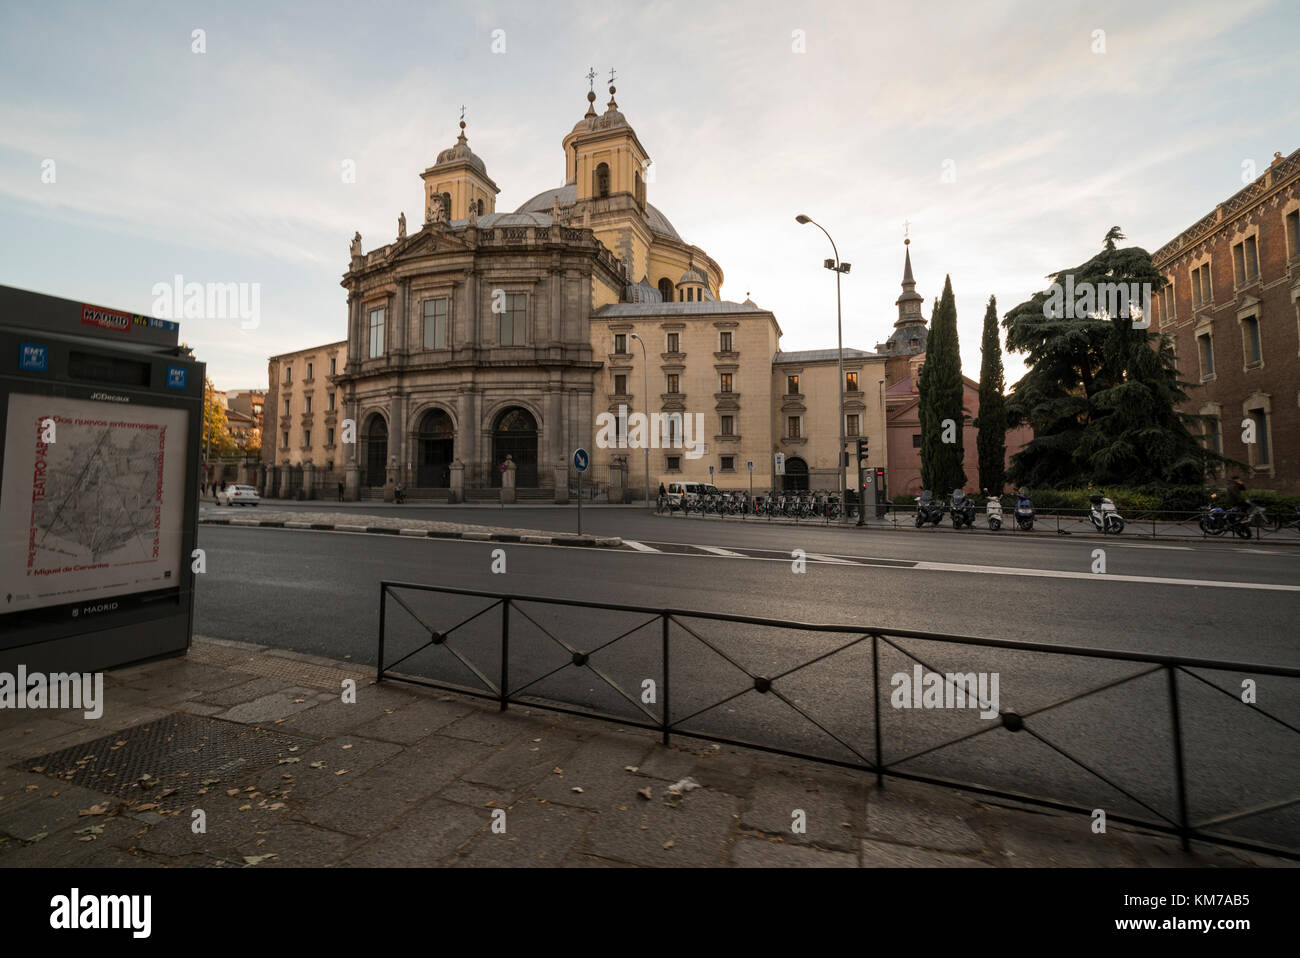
377 582 1300 859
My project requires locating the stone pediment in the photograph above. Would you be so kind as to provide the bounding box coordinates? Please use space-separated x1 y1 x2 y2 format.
388 227 471 262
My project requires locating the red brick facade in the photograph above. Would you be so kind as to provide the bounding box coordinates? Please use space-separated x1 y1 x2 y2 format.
1151 149 1300 493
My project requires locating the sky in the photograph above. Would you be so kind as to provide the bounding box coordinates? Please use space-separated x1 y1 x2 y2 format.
2 0 1297 392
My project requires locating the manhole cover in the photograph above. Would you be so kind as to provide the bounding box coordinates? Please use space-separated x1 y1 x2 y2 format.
18 713 310 809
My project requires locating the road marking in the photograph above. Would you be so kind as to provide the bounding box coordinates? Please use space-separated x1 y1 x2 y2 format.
1106 543 1193 551
805 553 859 565
696 544 747 557
910 560 1300 592
622 539 661 553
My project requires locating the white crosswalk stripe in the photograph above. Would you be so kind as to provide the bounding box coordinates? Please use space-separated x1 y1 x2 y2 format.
622 539 661 553
696 545 747 557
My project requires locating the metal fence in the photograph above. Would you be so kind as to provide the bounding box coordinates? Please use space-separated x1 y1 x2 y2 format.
377 582 1300 859
659 499 1300 542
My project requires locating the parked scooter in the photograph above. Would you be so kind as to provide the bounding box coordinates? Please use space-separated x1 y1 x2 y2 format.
985 492 1003 531
1014 490 1035 531
1200 497 1256 538
915 489 946 527
950 489 976 529
1088 494 1125 534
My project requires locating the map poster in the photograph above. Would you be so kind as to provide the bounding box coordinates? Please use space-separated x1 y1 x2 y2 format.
0 393 189 615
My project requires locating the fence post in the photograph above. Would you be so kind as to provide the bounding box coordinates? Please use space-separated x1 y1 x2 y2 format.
661 612 671 746
872 633 883 787
1165 664 1191 851
376 582 387 682
500 597 510 712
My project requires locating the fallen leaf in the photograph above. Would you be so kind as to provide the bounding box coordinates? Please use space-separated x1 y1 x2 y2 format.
79 803 109 817
309 762 325 769
114 741 126 747
226 789 240 797
552 767 563 775
341 744 353 750
278 757 300 765
662 841 675 849
624 766 639 773
335 770 348 776
267 802 285 810
637 787 653 800
288 746 300 752
571 787 584 793
238 804 252 812
24 785 39 792
135 803 160 812
158 787 179 798
242 854 277 866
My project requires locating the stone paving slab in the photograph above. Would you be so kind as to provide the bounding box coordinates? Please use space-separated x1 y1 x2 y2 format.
0 635 1291 868
201 508 624 549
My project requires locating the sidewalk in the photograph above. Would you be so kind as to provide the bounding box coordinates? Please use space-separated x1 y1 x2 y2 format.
0 637 1286 868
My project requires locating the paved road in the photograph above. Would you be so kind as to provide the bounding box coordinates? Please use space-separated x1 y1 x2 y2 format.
193 518 1300 851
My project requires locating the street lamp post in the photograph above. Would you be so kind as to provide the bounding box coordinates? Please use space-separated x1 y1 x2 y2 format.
795 214 851 522
628 332 651 510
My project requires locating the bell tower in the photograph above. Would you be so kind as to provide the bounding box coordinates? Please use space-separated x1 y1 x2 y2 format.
419 111 500 223
563 71 650 209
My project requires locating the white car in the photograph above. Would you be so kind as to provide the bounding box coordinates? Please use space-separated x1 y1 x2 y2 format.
216 484 261 507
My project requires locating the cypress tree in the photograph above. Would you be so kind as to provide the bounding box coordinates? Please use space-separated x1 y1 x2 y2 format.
975 295 1006 493
918 275 966 492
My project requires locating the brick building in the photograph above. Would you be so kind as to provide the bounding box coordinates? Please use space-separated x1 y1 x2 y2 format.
1150 148 1300 493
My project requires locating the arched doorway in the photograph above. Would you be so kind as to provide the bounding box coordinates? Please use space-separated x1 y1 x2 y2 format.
782 456 809 491
363 415 388 487
492 407 538 487
416 408 454 487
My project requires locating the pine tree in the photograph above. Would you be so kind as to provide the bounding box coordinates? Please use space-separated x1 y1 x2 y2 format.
918 275 966 492
975 295 1006 493
1003 227 1223 487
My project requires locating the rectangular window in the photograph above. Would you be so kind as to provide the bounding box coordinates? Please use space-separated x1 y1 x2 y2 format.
614 333 627 353
846 371 858 391
787 375 799 395
1233 242 1246 285
667 374 679 393
1207 418 1222 455
329 357 336 375
667 332 679 353
327 427 335 446
368 308 385 357
788 416 801 438
305 396 312 413
1245 235 1259 281
499 294 526 346
283 399 290 416
1251 409 1270 465
1287 210 1300 258
847 414 860 436
912 433 922 448
304 429 311 447
719 331 732 352
306 361 313 380
328 392 335 411
721 456 735 471
719 373 733 393
614 374 627 394
1160 285 1174 325
423 298 449 348
1197 333 1214 377
1242 316 1262 364
282 431 289 448
720 415 734 436
666 456 681 471
284 364 292 383
1192 264 1211 307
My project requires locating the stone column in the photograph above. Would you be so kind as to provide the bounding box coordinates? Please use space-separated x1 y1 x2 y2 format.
609 456 627 504
547 387 564 468
345 460 360 501
449 459 464 504
302 461 315 501
553 460 569 503
279 461 291 499
501 455 516 504
457 389 476 483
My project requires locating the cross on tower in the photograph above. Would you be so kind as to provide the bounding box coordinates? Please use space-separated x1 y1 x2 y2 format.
903 219 911 242
586 68 595 91
608 68 617 85
459 105 466 122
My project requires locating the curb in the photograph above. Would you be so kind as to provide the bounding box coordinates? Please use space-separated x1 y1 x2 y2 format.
199 516 623 549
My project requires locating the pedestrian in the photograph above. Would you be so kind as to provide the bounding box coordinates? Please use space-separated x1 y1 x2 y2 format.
337 480 344 502
658 482 666 497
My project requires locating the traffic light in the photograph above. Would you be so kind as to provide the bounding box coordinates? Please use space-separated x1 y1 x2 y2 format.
857 437 868 460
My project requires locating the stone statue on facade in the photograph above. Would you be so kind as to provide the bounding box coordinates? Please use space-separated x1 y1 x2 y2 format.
397 212 406 238
350 231 362 258
467 199 478 225
428 193 444 223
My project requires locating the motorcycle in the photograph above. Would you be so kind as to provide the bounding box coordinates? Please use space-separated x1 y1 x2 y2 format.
915 490 946 528
1088 494 1125 534
394 487 406 504
950 489 976 529
1014 490 1035 531
985 493 1003 531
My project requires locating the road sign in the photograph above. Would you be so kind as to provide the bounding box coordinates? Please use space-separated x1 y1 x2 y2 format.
747 460 753 471
774 453 785 476
498 462 507 474
572 448 589 472
708 465 714 478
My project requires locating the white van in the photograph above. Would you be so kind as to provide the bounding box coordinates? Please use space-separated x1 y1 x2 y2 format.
663 481 720 507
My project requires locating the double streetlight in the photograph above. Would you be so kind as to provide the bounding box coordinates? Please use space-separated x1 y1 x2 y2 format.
795 214 850 521
628 332 651 509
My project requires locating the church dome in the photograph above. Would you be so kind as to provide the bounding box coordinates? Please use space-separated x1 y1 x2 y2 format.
514 185 683 241
677 267 707 286
434 122 487 174
623 277 663 303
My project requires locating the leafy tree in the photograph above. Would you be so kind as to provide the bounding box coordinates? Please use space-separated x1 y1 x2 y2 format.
975 295 1006 493
202 379 238 459
1002 227 1225 488
918 274 966 492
